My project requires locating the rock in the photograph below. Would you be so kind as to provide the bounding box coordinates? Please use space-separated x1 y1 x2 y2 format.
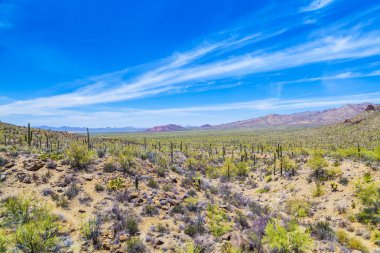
155 239 164 246
0 174 6 182
130 192 139 199
119 234 128 242
55 167 64 172
24 160 44 171
229 231 251 250
17 173 31 184
5 162 15 169
103 239 111 250
82 174 93 181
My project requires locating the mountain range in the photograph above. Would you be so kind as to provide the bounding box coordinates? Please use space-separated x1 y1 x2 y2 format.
37 103 374 133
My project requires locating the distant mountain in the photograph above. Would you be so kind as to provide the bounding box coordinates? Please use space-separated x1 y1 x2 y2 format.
209 103 372 129
36 126 146 133
35 103 375 133
145 124 185 132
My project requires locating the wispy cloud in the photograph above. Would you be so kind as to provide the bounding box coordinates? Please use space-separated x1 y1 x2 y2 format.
1 30 380 121
7 92 379 127
300 0 335 12
1 1 380 127
269 70 380 85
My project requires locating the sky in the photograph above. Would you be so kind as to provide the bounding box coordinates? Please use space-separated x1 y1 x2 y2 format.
0 0 380 128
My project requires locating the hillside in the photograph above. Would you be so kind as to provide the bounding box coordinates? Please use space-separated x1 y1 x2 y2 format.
145 124 185 132
212 103 372 129
0 108 379 253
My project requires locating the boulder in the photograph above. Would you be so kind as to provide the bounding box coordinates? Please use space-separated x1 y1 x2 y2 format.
24 160 44 171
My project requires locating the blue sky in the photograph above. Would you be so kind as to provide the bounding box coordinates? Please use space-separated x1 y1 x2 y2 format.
1 0 380 127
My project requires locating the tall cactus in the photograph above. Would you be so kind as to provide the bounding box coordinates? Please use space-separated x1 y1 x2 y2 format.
87 127 91 150
26 123 33 146
170 142 174 163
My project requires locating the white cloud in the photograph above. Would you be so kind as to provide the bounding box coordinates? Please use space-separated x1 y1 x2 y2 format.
301 0 335 12
5 92 380 127
1 31 380 122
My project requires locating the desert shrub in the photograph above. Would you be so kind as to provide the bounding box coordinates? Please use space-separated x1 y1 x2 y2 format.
334 147 358 158
96 147 106 158
95 183 104 192
147 178 159 189
371 229 380 245
285 199 310 218
66 142 93 169
235 210 249 229
206 204 233 237
171 204 185 215
184 215 205 237
221 242 242 253
264 175 272 183
336 201 348 214
326 166 342 179
15 217 60 253
178 241 203 253
107 178 125 191
312 182 324 197
249 216 269 251
157 166 167 177
126 217 139 235
307 154 329 181
221 159 236 179
66 183 80 200
184 197 199 212
339 176 349 185
118 153 134 173
103 157 117 172
355 181 380 224
1 195 61 252
2 195 34 225
142 204 159 216
0 156 8 166
235 162 249 177
311 221 335 240
282 156 296 173
0 231 6 252
256 185 270 194
51 194 69 208
263 220 313 253
337 229 369 253
126 237 146 253
81 217 101 248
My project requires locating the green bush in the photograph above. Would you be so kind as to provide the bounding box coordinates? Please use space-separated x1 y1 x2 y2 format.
206 204 233 237
15 218 59 253
1 195 61 252
126 237 146 253
263 220 313 253
66 142 93 169
336 229 369 253
285 199 310 218
307 154 329 181
81 217 101 247
107 178 125 191
178 241 203 253
355 181 379 224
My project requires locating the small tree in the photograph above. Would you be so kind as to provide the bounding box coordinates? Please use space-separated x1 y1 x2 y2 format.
66 142 93 169
307 154 329 181
263 219 313 253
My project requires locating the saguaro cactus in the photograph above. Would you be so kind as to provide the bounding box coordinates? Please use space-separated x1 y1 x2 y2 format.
87 128 91 150
170 142 174 163
26 123 33 146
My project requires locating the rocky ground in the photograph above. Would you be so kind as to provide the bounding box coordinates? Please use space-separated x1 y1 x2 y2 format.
0 147 379 253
